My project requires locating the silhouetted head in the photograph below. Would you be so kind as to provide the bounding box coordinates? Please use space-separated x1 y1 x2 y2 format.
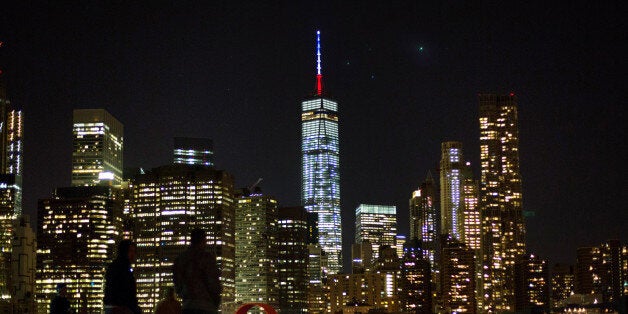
190 228 206 247
117 239 136 262
56 283 67 297
164 287 176 300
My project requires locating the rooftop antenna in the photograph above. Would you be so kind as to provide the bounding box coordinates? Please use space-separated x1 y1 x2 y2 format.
316 30 323 95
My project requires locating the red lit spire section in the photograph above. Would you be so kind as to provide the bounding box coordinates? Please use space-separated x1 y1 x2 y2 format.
316 30 323 95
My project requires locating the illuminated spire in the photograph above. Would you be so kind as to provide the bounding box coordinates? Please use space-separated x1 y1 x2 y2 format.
316 30 323 95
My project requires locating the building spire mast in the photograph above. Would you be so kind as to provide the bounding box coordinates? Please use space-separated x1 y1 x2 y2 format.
316 30 323 95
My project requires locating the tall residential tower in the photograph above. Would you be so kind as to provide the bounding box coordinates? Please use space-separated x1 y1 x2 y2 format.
479 93 526 312
301 30 342 273
440 141 464 241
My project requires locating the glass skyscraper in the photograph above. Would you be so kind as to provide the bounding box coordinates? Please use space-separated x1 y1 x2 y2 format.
72 109 123 186
355 204 397 260
301 30 342 274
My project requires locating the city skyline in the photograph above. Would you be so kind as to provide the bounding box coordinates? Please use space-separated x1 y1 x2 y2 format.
1 2 625 270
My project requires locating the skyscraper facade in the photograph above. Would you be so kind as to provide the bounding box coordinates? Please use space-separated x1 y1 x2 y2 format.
301 30 342 273
235 189 278 308
10 215 36 313
440 141 464 241
129 164 235 312
441 236 476 313
409 172 438 267
307 244 328 313
355 204 397 259
478 93 526 312
36 186 124 313
400 240 432 313
550 264 574 309
0 81 23 300
461 164 480 251
514 253 550 313
575 240 628 308
276 206 310 313
72 109 123 186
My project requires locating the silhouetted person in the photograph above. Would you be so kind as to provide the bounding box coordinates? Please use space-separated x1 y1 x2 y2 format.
154 287 182 314
104 240 142 314
50 283 73 314
173 229 222 314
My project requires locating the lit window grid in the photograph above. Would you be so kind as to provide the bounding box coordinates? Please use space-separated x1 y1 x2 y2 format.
301 97 342 274
72 119 123 187
6 110 23 176
36 189 122 312
235 195 278 305
479 94 525 312
355 204 397 259
462 180 481 250
130 169 235 312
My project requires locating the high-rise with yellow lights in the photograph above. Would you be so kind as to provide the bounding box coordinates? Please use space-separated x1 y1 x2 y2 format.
235 188 278 309
478 93 526 312
129 164 235 312
0 74 23 302
36 186 124 313
72 109 123 186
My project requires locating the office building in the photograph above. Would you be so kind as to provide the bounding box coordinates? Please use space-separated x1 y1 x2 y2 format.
441 236 476 313
478 93 526 312
129 164 235 312
235 188 278 308
515 253 550 313
276 206 310 313
301 30 342 273
72 109 123 186
328 271 401 314
351 240 373 274
36 186 124 313
0 174 21 299
409 172 438 267
575 240 627 308
550 264 575 309
440 141 464 240
375 245 404 312
461 164 480 251
10 215 36 313
0 78 23 300
355 204 397 259
395 235 406 261
173 137 214 167
400 239 432 313
307 244 328 313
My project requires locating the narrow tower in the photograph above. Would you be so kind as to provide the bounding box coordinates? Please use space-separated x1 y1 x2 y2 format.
479 93 526 312
301 30 342 274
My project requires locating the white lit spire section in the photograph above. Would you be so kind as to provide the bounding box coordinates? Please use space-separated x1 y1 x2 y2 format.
316 30 323 95
316 30 322 75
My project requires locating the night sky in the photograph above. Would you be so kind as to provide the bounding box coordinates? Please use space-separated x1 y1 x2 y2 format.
2 2 625 269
